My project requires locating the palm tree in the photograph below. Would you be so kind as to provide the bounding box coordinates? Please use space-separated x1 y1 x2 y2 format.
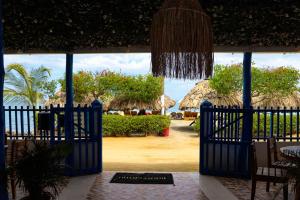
4 64 51 106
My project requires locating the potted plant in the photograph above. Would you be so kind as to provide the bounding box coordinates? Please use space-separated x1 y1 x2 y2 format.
162 127 170 137
161 116 171 137
12 141 72 200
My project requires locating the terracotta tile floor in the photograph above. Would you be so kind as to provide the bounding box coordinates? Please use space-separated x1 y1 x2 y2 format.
13 172 296 200
217 177 295 200
86 172 224 200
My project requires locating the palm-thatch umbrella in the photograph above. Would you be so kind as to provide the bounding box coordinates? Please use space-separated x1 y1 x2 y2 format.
180 80 300 109
252 92 300 108
179 80 242 110
44 91 111 110
108 95 176 111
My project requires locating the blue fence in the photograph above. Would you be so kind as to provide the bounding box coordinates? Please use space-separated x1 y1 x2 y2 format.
253 107 300 141
4 102 103 176
4 106 50 140
200 103 251 178
200 104 300 178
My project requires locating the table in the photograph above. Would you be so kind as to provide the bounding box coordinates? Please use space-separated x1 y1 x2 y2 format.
280 146 300 160
280 146 300 200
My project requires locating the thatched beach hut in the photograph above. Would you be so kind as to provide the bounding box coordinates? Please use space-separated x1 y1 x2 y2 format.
180 80 300 109
252 92 300 108
109 95 176 111
44 91 111 110
179 80 242 110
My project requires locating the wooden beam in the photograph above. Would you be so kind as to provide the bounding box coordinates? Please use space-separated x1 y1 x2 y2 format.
3 45 300 54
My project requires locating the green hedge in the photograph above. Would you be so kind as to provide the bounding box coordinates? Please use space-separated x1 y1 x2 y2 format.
193 113 298 137
102 115 171 137
253 114 297 137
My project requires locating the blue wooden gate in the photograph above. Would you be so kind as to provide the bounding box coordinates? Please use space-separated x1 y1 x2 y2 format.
200 101 252 178
50 100 103 176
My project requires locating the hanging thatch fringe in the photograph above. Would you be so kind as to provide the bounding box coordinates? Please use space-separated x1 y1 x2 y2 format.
151 0 213 79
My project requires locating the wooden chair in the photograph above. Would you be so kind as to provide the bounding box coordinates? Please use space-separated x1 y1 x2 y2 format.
266 137 296 192
6 140 28 200
251 143 289 200
267 137 295 169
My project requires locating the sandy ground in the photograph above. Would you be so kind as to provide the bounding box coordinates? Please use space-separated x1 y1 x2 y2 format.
103 120 199 172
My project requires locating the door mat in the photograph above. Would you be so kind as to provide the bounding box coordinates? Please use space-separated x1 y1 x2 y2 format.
110 173 174 184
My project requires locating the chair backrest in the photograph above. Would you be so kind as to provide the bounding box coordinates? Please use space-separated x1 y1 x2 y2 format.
267 137 278 167
251 143 258 178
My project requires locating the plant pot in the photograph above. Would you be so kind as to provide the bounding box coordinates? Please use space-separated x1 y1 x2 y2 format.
162 127 170 137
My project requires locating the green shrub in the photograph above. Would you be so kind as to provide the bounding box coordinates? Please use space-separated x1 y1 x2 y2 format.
102 115 171 136
193 113 298 137
194 118 200 132
252 113 297 137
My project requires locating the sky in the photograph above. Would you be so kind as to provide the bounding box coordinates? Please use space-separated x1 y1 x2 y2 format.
4 53 300 110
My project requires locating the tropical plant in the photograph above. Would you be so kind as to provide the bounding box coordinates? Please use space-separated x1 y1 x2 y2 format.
209 64 243 96
115 74 164 103
13 141 72 200
4 64 54 106
209 64 300 102
41 80 58 99
58 70 164 105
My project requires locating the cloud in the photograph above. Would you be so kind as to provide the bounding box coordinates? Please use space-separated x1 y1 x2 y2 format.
252 53 300 69
73 53 151 75
214 53 243 65
4 54 66 69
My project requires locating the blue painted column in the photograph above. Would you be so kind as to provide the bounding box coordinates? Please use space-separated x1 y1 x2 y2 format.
242 52 253 142
243 52 252 109
65 53 74 141
64 53 74 175
0 0 8 198
241 52 253 178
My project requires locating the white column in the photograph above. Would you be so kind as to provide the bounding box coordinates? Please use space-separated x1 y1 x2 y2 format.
161 94 165 115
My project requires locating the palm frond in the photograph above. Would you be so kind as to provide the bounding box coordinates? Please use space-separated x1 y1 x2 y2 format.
4 64 51 106
31 66 51 83
5 71 26 90
4 88 32 104
6 63 32 85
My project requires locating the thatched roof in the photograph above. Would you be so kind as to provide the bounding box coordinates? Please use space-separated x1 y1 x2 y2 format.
179 80 300 110
3 1 300 53
44 91 111 110
109 95 176 110
179 80 242 110
253 92 300 108
45 92 175 111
